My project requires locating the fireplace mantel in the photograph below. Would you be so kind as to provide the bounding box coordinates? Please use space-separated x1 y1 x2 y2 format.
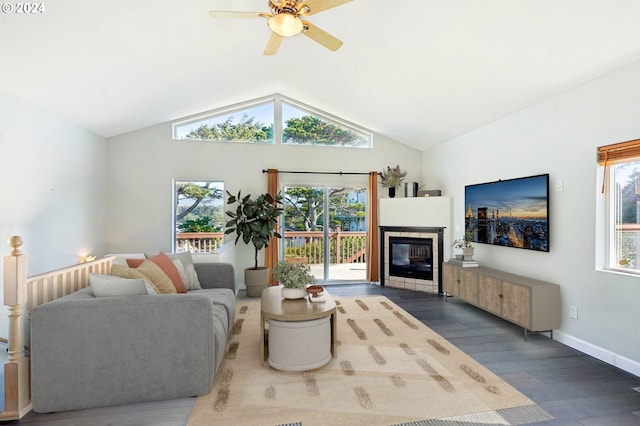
379 197 452 254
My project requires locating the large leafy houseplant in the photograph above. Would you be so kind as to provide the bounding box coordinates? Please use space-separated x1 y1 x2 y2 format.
225 190 283 269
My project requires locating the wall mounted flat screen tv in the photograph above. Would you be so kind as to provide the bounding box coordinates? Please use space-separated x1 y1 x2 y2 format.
464 174 549 252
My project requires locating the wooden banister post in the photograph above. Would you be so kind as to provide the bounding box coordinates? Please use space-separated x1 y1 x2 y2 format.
1 236 31 419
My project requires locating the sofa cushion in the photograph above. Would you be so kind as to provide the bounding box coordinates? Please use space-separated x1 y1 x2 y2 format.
127 253 187 293
125 258 145 267
107 253 146 266
165 252 201 290
136 261 178 294
189 288 236 336
89 273 157 297
193 263 235 292
152 252 187 293
111 262 177 294
172 259 192 290
211 304 229 371
172 259 201 291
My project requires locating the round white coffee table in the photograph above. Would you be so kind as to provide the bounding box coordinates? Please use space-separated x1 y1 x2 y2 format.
260 285 337 371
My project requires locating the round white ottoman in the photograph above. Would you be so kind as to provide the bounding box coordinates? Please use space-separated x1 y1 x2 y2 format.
268 316 331 371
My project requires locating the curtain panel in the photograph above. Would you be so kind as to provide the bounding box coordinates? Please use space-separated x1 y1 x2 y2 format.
265 168 279 285
367 171 379 282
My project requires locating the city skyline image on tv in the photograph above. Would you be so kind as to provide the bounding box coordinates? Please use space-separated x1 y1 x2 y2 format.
464 174 549 252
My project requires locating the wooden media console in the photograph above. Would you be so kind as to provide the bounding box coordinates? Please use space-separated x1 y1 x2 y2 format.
443 261 560 341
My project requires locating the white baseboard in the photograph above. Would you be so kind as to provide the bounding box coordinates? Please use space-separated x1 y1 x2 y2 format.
553 330 640 378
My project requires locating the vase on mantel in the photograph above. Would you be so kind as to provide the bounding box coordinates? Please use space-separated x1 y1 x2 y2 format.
388 187 396 198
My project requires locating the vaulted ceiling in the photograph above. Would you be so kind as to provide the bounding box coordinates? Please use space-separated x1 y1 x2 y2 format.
3 1 640 151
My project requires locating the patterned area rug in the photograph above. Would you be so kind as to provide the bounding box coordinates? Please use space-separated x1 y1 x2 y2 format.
187 295 552 426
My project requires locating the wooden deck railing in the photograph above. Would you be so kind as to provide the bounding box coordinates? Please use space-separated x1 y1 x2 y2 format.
176 232 224 253
176 230 367 265
283 230 367 264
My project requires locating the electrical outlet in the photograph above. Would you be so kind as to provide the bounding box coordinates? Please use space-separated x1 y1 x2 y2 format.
556 180 564 192
570 306 578 319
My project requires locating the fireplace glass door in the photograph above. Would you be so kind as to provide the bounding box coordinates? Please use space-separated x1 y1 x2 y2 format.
388 237 433 280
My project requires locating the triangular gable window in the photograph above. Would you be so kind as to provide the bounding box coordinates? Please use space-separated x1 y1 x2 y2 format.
173 99 274 143
282 99 372 148
173 95 372 148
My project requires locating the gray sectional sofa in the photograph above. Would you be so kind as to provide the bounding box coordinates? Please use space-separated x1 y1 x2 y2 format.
30 259 236 413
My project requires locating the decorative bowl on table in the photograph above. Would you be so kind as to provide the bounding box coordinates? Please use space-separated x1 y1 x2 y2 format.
281 286 308 299
306 285 324 298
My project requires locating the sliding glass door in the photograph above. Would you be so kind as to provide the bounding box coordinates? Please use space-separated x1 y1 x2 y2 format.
281 185 367 284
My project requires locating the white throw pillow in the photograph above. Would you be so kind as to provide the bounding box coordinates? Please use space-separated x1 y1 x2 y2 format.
89 273 156 297
172 259 188 284
185 263 202 290
172 259 201 291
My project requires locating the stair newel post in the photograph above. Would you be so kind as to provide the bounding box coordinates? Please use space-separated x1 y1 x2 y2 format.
1 235 30 419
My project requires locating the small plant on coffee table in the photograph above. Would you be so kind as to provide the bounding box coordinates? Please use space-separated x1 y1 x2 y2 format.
272 260 316 289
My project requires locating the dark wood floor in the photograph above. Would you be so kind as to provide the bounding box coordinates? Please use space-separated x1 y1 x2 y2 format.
15 284 640 425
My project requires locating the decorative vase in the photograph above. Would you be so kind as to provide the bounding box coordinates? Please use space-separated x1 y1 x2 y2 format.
281 286 307 299
462 247 474 261
388 187 396 198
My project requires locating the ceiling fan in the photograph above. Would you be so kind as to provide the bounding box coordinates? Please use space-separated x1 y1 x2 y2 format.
209 0 352 55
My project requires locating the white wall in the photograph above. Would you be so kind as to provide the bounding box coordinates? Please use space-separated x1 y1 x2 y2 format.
379 197 454 258
105 115 423 286
0 91 107 335
423 60 640 374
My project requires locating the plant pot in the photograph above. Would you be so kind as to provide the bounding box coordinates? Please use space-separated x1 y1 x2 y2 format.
462 247 474 261
388 187 396 198
245 267 269 297
281 286 307 299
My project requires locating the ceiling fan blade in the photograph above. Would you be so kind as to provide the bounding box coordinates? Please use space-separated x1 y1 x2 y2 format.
301 20 343 51
299 0 353 16
208 11 263 19
264 32 284 55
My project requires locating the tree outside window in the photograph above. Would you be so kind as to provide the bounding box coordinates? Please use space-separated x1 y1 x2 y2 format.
174 180 225 253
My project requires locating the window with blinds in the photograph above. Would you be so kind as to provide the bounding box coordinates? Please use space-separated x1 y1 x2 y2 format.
599 138 640 273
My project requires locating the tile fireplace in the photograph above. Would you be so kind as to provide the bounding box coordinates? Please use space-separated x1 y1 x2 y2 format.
380 226 445 294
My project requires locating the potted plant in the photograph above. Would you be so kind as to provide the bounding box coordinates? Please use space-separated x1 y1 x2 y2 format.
381 165 407 198
225 190 283 296
272 260 317 299
452 231 474 261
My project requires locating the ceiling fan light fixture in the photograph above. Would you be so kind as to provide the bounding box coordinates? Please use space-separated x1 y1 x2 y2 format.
268 13 303 37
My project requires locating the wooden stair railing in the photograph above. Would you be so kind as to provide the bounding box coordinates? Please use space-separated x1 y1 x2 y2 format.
1 236 30 420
